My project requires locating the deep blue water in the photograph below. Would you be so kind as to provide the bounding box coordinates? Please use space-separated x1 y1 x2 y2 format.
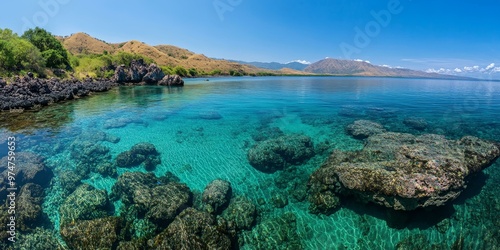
1 76 499 249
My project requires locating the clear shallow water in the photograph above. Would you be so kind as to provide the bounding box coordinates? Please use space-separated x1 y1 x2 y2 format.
1 76 499 249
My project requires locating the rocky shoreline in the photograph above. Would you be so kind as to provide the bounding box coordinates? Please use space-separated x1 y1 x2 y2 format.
0 60 184 111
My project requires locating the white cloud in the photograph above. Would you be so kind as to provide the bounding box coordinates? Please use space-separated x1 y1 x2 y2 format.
287 60 311 65
354 59 371 64
426 68 452 74
381 65 391 68
426 62 500 79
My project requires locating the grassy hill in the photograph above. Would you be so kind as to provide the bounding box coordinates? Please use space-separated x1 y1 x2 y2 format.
58 32 277 76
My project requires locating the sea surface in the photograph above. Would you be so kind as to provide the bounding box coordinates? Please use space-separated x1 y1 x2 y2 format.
1 76 499 249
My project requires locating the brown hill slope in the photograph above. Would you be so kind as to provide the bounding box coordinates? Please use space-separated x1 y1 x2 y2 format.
59 33 273 75
58 32 116 55
116 40 180 66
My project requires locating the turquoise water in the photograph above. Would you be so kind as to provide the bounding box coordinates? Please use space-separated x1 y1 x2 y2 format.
1 76 499 249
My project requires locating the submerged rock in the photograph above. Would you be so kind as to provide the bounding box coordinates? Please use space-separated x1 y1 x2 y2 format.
61 217 122 250
15 228 63 250
403 117 428 131
308 132 500 211
346 120 386 139
202 179 232 214
247 134 315 173
112 172 192 227
60 184 111 225
198 111 223 120
0 152 53 200
242 212 303 250
251 126 284 142
148 208 233 250
222 196 257 231
116 143 161 170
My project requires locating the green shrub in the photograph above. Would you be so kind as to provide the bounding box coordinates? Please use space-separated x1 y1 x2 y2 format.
0 28 45 75
22 27 70 69
188 68 198 77
173 66 188 77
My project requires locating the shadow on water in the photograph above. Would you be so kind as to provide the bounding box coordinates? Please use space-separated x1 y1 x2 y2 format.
341 172 488 230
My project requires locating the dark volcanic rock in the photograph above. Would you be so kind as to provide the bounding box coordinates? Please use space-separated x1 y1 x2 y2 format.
112 59 183 86
158 74 184 86
0 61 184 111
247 134 315 173
143 64 165 84
0 76 116 110
308 132 500 211
61 217 122 250
116 143 161 170
129 59 148 83
202 179 232 214
113 65 128 83
148 208 233 250
346 120 386 139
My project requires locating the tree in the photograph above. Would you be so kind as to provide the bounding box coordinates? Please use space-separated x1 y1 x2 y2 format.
22 27 70 69
0 28 44 74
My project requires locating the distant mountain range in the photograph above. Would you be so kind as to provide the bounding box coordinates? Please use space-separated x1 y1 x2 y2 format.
228 60 310 71
233 58 473 80
305 58 440 77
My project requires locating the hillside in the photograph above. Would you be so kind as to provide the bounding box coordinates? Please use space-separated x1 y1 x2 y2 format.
59 33 272 75
304 59 470 79
58 32 116 54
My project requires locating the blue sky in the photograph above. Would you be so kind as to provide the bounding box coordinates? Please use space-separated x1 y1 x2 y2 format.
1 0 499 76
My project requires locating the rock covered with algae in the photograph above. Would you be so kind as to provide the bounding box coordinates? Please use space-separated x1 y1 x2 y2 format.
241 212 303 250
61 217 122 250
116 142 161 171
202 179 232 214
59 184 112 225
222 196 257 231
148 208 233 250
345 119 386 139
247 134 315 173
111 172 192 225
309 121 500 212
